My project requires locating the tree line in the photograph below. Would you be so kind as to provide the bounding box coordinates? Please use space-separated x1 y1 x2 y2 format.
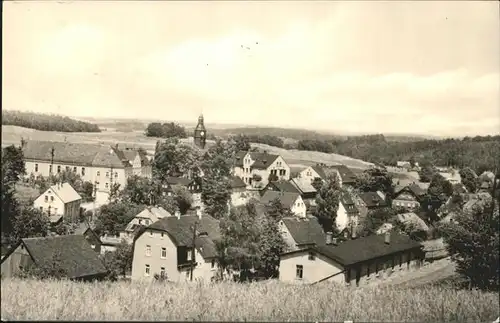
2 110 101 133
145 122 188 138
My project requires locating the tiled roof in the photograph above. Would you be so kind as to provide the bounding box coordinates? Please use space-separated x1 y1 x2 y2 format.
290 178 317 194
19 235 108 279
340 191 358 213
397 212 430 232
165 177 194 187
329 165 357 184
146 215 220 259
260 191 300 209
230 176 246 189
395 183 426 198
22 141 131 168
234 151 280 170
129 207 171 228
359 191 387 208
281 217 326 246
311 165 327 180
269 180 300 193
310 232 422 266
48 182 82 203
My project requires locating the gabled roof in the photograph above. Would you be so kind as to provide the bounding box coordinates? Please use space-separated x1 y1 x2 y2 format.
329 165 357 184
283 232 422 267
129 207 171 228
395 183 426 198
165 177 194 187
234 151 281 170
359 191 387 208
1 235 108 279
397 212 430 232
121 148 151 167
22 141 131 168
310 165 327 180
281 217 326 246
260 191 300 209
230 176 247 189
290 178 317 194
44 182 82 203
145 215 220 259
340 191 358 213
268 180 300 193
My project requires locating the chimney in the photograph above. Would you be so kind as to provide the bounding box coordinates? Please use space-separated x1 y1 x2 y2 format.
384 231 391 244
175 210 181 219
326 231 333 245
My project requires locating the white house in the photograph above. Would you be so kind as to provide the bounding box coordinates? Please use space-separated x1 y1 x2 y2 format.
260 191 307 218
298 165 327 183
335 192 360 232
33 182 82 224
233 151 291 189
119 206 172 244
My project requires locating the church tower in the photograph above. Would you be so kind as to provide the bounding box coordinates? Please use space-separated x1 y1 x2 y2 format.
193 114 207 149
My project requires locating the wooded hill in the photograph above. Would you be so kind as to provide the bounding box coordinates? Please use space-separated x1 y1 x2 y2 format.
2 110 101 133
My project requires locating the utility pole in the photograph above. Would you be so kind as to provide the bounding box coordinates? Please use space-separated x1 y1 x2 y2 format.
190 221 199 282
108 166 114 202
92 181 98 223
50 146 55 184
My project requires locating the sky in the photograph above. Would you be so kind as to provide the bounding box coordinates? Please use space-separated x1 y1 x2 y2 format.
3 1 500 137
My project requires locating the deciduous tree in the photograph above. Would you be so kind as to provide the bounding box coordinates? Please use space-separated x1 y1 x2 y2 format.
459 167 478 193
314 173 341 233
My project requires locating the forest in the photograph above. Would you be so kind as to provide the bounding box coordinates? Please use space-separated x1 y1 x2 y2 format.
2 110 101 133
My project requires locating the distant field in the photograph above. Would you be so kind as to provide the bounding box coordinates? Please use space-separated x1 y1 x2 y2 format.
2 126 372 169
1 278 498 321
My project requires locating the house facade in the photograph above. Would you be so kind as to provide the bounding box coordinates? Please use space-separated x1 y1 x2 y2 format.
22 141 150 197
131 214 220 283
119 206 172 243
260 191 307 218
298 165 326 184
234 151 291 189
33 182 82 224
359 191 388 211
230 176 256 207
279 232 424 286
393 184 425 210
335 192 360 232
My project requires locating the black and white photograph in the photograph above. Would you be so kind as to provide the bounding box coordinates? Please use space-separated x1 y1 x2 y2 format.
1 0 499 321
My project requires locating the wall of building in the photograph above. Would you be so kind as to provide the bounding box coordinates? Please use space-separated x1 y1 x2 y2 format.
1 244 33 278
230 188 252 207
298 167 321 184
64 200 81 223
33 188 65 216
279 251 345 285
290 196 307 218
393 192 420 209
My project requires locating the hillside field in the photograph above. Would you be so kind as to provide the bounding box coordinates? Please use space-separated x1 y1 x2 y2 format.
1 126 372 169
1 278 498 321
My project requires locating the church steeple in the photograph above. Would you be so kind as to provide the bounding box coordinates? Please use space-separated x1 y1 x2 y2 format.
194 114 207 149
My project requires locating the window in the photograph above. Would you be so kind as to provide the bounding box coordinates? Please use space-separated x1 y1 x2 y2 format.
95 182 100 188
308 252 316 261
39 206 43 212
187 248 192 261
161 247 167 259
97 171 100 176
115 172 118 178
160 267 166 277
73 167 77 173
138 219 142 225
106 172 109 177
90 244 95 249
57 166 61 173
54 208 58 214
145 245 151 256
50 196 54 202
145 264 150 276
186 271 190 278
45 196 48 202
149 230 153 237
65 166 69 172
105 183 109 189
49 165 53 173
211 259 216 269
296 265 303 279
35 164 39 172
81 167 85 176
160 232 164 238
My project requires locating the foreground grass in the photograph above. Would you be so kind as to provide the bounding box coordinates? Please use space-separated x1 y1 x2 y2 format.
1 279 498 321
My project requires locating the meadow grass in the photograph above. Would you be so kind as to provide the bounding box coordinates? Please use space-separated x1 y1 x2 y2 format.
1 278 498 321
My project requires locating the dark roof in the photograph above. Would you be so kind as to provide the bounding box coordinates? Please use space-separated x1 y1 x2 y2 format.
311 165 327 180
340 191 358 213
230 176 246 189
359 192 387 208
14 235 108 279
282 217 326 246
146 215 220 259
22 140 131 168
330 165 357 184
268 180 300 193
234 151 280 170
284 232 422 266
395 183 426 197
260 191 300 209
165 177 194 187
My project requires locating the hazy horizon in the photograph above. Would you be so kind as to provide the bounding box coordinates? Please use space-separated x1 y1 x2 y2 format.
3 1 499 137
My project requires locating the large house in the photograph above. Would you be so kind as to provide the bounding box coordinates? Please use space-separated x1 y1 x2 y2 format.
33 182 82 224
131 213 220 283
359 191 388 211
22 141 150 203
279 217 326 252
260 191 307 218
233 151 290 189
279 231 424 286
1 235 108 281
298 165 328 184
298 164 357 187
392 184 426 210
335 192 360 232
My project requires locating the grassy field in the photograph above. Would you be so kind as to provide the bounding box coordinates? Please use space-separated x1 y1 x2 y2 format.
1 278 498 321
1 125 372 169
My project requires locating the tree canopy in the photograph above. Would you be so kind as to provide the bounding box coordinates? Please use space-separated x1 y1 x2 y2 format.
314 173 341 233
145 122 187 139
2 110 100 132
